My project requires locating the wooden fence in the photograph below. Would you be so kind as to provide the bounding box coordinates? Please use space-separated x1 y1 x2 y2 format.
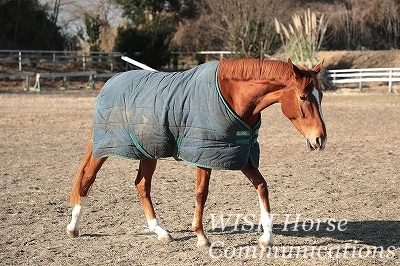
0 56 151 91
0 72 35 91
0 50 124 72
0 71 116 91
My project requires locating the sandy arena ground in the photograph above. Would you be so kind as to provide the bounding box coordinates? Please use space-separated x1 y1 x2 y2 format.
0 89 399 265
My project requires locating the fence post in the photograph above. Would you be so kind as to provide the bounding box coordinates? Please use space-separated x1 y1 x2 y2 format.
110 54 114 71
19 52 22 71
88 73 96 90
388 69 393 93
331 71 336 82
24 74 30 91
53 53 56 71
83 53 86 70
358 70 363 91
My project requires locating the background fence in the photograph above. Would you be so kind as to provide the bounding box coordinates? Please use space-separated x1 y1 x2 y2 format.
0 50 125 72
1 50 400 93
328 68 400 93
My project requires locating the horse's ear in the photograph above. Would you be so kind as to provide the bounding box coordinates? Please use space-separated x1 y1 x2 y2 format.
312 59 324 73
288 58 302 79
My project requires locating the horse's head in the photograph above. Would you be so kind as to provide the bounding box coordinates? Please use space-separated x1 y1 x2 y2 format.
279 59 327 151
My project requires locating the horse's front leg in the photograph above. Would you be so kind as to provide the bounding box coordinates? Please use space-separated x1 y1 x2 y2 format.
135 159 172 242
242 163 274 248
193 167 212 249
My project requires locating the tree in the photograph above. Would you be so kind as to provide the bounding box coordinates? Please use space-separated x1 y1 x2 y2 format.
114 15 175 68
114 0 181 24
173 0 290 58
0 0 65 50
78 14 102 52
113 0 185 68
324 0 400 50
61 0 122 52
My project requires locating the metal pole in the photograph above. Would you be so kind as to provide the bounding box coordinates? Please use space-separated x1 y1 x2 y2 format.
121 56 157 71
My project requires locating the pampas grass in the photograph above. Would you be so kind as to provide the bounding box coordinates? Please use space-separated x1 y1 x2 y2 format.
275 8 328 68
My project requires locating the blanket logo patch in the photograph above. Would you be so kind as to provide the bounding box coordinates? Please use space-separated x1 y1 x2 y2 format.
236 131 251 137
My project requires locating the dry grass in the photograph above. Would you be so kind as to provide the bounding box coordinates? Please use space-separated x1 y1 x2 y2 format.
275 8 328 67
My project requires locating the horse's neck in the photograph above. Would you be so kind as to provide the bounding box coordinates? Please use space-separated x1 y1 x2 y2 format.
217 78 286 126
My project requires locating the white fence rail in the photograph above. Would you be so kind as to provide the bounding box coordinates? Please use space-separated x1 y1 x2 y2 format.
328 68 400 93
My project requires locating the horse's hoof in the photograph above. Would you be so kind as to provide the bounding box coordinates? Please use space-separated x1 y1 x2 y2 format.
158 233 173 243
197 239 211 250
66 228 79 238
258 235 274 249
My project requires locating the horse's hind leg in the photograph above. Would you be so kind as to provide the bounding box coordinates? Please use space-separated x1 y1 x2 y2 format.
242 162 274 248
67 136 107 238
66 156 106 238
192 167 212 249
135 159 172 242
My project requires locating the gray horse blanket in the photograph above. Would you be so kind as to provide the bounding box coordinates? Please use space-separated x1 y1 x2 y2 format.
92 61 261 170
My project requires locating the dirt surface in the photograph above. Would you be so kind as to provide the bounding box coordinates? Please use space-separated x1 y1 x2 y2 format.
0 89 399 265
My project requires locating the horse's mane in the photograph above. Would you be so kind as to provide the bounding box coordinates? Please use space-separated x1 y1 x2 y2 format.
218 59 295 81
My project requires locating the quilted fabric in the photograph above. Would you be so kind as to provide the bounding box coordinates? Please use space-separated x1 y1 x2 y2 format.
92 61 261 170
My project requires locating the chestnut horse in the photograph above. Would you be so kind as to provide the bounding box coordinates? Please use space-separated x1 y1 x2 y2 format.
66 58 327 249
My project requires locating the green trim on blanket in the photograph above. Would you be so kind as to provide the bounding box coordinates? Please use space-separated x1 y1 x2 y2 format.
173 135 183 161
235 139 250 145
129 132 154 159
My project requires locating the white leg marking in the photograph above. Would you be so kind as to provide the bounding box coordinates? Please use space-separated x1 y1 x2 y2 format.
258 196 274 247
67 204 82 237
148 218 172 242
312 88 325 124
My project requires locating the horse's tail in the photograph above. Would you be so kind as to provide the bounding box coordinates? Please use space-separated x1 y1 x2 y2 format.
69 134 94 205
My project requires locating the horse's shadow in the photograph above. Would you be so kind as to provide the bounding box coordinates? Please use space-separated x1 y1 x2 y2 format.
81 221 399 249
209 221 400 249
80 233 111 238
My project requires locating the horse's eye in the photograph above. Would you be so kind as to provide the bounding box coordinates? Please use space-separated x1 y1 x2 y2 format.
300 95 308 101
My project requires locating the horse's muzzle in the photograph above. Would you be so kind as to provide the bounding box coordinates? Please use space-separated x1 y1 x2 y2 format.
306 136 327 151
